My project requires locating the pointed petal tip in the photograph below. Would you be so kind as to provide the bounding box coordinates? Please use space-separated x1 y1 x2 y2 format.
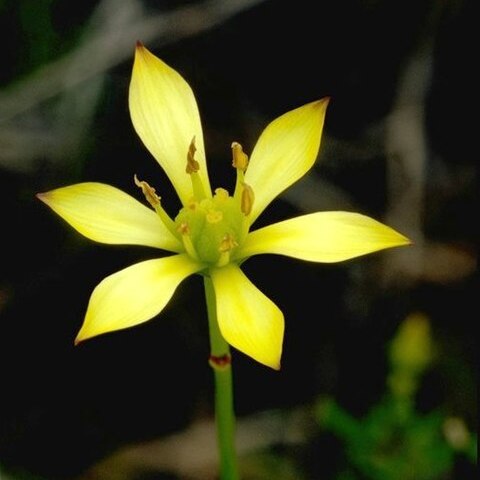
378 229 413 252
391 230 413 248
134 43 144 60
74 328 90 346
36 191 54 206
243 349 282 370
314 96 331 110
250 349 282 370
271 360 281 371
263 349 282 371
134 41 150 62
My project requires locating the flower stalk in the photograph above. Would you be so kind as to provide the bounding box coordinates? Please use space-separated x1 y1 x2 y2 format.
205 276 239 479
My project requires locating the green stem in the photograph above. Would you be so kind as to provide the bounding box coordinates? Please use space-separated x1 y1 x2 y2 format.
204 276 240 480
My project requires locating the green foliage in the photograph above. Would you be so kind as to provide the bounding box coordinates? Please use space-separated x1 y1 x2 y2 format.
242 452 305 480
315 313 477 480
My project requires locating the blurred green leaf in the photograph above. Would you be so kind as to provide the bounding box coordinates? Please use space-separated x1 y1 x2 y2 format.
241 451 304 480
314 313 476 480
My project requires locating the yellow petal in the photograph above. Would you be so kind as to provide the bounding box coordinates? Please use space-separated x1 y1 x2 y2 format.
76 254 203 343
244 98 329 224
210 264 284 369
238 211 411 263
129 44 211 205
37 182 181 251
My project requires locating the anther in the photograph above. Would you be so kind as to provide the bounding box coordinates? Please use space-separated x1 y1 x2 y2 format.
241 183 255 216
134 174 160 209
217 234 238 267
185 136 208 200
219 234 238 253
186 136 200 174
232 142 249 205
231 142 249 171
186 200 198 210
177 222 190 235
134 175 179 237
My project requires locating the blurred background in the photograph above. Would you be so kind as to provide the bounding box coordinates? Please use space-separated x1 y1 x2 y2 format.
0 0 476 479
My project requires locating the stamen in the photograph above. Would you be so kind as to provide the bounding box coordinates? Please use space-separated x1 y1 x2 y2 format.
134 175 177 236
217 234 238 267
232 141 249 204
241 183 255 216
177 222 199 260
185 136 208 200
177 222 190 235
134 174 160 209
217 251 230 267
219 234 238 253
186 136 200 174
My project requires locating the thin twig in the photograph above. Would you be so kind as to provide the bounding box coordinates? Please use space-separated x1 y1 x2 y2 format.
0 0 267 122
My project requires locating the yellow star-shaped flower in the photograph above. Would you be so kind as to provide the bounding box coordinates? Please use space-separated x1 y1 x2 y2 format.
38 44 410 369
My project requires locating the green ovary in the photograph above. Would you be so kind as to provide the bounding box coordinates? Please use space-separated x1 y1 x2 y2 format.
175 188 245 265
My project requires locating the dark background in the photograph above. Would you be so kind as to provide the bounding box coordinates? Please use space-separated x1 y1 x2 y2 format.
0 0 476 479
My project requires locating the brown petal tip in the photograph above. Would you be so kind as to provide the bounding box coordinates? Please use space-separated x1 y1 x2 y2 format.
36 192 48 203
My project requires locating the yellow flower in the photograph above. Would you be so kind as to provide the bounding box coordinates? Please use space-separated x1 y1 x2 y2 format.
37 44 410 369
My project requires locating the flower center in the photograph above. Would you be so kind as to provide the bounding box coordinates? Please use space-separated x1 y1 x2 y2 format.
175 188 245 266
135 139 254 267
